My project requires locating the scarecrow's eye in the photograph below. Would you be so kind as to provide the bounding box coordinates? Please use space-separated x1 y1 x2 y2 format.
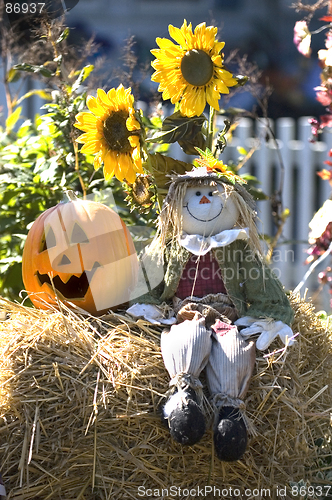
208 191 213 197
195 191 201 196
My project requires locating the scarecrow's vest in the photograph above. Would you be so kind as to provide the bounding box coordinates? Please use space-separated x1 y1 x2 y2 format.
176 251 227 299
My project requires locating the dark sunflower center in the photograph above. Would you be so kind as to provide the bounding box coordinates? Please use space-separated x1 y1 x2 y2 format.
180 49 214 87
103 112 132 152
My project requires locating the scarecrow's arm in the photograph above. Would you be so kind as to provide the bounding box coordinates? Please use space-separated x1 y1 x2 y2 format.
240 260 294 325
234 253 295 350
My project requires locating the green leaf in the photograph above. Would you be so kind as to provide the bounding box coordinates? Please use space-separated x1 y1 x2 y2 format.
56 27 70 44
178 132 206 155
141 115 163 130
71 65 94 93
150 116 163 128
240 173 260 183
247 186 269 201
148 152 192 189
16 89 52 106
5 106 22 132
13 63 54 78
234 75 249 87
6 67 20 83
237 146 248 156
148 111 206 144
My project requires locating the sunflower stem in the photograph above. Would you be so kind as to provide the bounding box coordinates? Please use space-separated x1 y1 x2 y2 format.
207 106 216 153
142 149 163 213
73 141 87 199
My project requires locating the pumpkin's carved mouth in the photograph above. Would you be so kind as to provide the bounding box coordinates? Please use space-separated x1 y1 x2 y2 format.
36 262 101 300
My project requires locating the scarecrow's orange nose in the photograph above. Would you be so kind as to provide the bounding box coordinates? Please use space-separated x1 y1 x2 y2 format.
199 195 211 204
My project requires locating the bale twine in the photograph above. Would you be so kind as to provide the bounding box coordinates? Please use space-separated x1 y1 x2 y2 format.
0 295 331 500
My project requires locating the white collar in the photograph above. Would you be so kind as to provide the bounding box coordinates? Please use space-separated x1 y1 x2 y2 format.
179 228 249 256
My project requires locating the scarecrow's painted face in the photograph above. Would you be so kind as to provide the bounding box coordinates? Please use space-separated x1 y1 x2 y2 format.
182 184 240 236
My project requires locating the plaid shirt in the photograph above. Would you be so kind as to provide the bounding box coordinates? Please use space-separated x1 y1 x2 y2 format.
176 251 227 299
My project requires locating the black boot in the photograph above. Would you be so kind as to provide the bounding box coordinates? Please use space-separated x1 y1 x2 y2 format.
214 406 247 461
162 387 206 446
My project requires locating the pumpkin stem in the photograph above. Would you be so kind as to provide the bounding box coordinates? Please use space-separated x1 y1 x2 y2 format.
65 190 79 202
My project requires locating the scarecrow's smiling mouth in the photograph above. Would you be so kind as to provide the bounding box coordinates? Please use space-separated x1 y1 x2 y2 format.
36 262 101 299
183 204 223 222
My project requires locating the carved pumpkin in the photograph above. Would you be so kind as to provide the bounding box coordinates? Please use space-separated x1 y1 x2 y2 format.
22 194 138 315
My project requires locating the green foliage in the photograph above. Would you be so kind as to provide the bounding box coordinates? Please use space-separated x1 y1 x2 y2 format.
0 26 129 300
0 23 266 303
0 107 87 299
148 110 207 155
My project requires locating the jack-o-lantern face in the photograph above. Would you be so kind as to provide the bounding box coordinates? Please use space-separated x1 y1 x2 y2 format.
182 184 240 236
22 198 138 315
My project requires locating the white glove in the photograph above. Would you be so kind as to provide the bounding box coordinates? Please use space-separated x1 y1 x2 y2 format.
126 303 176 325
234 316 295 351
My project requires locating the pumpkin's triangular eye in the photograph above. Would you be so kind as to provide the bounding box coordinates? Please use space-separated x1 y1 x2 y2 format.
40 226 56 252
71 223 89 244
58 254 71 266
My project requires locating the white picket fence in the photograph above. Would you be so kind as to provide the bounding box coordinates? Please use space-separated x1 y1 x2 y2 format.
218 116 332 302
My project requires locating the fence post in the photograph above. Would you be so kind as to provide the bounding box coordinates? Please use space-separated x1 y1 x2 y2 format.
255 118 274 236
295 117 316 287
274 117 296 288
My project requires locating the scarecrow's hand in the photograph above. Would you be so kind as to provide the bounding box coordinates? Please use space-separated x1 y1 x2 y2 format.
126 303 176 325
235 316 295 351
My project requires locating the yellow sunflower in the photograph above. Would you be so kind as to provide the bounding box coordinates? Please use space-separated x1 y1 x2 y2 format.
195 148 245 184
151 20 237 118
74 85 143 184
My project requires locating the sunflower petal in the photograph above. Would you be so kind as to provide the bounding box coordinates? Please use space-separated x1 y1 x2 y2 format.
86 95 107 118
180 87 205 117
128 135 140 148
155 37 178 50
76 131 100 144
214 41 225 54
114 154 128 182
74 112 98 132
97 88 114 109
80 140 101 154
132 148 143 173
206 85 220 110
107 88 117 102
169 24 187 47
93 152 103 171
126 115 140 131
211 55 223 67
103 150 117 180
123 155 137 184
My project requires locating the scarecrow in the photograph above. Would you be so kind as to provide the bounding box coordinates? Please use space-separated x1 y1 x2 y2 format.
128 163 294 462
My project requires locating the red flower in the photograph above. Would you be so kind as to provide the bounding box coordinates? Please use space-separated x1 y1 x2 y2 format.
315 85 332 106
317 168 332 180
319 16 332 22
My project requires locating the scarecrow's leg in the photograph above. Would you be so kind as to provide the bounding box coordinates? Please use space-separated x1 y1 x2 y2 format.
205 320 255 462
160 318 212 446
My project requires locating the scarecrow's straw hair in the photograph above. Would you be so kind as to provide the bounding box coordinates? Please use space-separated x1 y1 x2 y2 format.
0 295 331 499
231 189 262 257
152 178 262 260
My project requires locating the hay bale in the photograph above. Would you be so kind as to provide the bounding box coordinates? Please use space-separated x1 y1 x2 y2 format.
0 295 331 500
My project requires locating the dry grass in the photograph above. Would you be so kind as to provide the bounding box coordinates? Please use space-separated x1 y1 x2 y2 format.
0 294 331 500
